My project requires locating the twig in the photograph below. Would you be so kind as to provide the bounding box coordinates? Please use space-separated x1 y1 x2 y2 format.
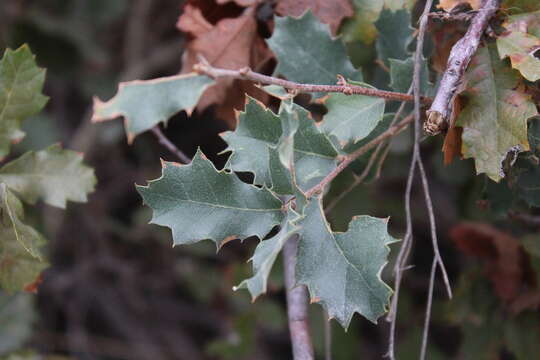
150 127 191 164
415 0 453 356
324 311 332 360
386 130 416 360
283 236 315 360
417 158 452 297
387 0 453 358
419 258 438 360
508 211 540 227
425 0 501 135
124 0 153 69
194 62 431 104
305 114 414 199
324 107 412 214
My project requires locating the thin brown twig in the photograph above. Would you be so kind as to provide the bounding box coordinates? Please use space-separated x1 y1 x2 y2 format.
324 107 412 214
124 0 153 69
194 62 431 104
283 236 315 360
305 114 414 199
420 258 438 360
508 211 540 227
425 0 501 135
150 127 191 164
415 0 453 357
387 0 453 357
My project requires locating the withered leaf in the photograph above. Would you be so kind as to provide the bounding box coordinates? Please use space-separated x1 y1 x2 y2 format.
450 223 523 303
275 0 354 35
178 5 272 127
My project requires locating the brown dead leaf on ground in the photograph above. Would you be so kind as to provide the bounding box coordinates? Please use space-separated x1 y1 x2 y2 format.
450 223 524 302
275 0 354 35
437 0 481 12
177 4 273 127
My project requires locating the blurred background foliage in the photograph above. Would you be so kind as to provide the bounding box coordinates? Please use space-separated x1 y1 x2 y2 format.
1 0 539 359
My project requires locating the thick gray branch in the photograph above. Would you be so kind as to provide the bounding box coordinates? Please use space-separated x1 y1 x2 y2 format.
425 0 500 135
283 236 314 360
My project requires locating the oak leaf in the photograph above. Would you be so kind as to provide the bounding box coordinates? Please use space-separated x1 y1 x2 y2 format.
450 222 523 302
437 0 481 12
275 0 354 35
178 5 273 127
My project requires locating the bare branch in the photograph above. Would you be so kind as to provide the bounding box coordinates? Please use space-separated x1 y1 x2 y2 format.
283 236 315 360
387 0 454 357
425 0 501 135
150 127 191 164
420 258 438 360
194 62 431 104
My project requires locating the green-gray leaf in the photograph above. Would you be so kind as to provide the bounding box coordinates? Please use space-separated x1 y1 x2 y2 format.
234 207 300 300
0 184 47 293
137 149 284 248
268 11 362 98
0 45 48 159
0 144 96 209
92 73 214 142
389 57 431 94
221 97 293 195
222 98 338 194
287 103 338 192
456 45 538 182
375 9 414 66
296 197 397 327
321 90 385 147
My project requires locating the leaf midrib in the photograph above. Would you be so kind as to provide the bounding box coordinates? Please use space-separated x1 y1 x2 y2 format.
149 191 282 212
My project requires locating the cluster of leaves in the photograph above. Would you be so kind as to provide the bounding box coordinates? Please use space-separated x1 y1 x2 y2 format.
92 0 540 332
0 45 95 357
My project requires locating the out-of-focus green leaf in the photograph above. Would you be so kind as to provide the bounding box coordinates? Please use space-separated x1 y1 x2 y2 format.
375 9 413 66
497 10 540 82
0 144 96 209
91 73 214 141
296 196 397 327
514 117 540 207
268 11 362 98
0 184 46 293
501 0 540 14
235 207 300 300
389 57 431 94
137 150 284 248
321 88 385 147
342 0 384 44
0 292 35 356
456 45 538 182
206 313 256 359
0 45 48 159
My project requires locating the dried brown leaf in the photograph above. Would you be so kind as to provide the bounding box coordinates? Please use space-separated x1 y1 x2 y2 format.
442 96 463 165
437 0 481 12
450 223 523 302
177 6 273 127
275 0 354 35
